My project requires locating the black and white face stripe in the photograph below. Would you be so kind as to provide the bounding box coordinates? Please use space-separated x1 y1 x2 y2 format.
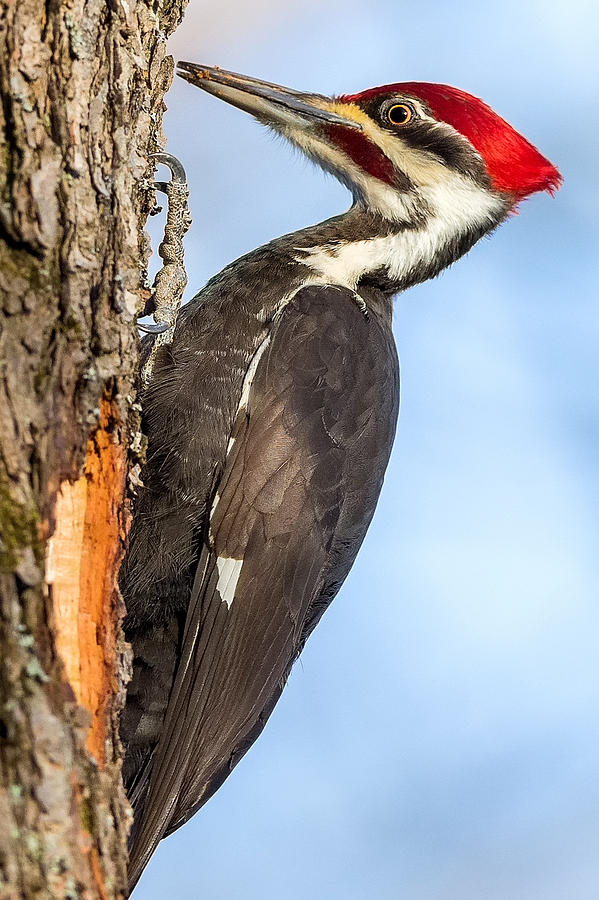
355 91 493 189
270 91 511 295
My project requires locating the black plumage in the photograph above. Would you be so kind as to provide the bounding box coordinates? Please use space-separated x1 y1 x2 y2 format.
122 277 399 887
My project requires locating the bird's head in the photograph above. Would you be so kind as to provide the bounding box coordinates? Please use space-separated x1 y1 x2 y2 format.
177 63 561 231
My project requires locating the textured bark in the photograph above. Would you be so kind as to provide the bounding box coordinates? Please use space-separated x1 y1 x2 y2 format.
0 0 187 895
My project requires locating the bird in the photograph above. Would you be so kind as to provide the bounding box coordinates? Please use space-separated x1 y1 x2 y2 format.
119 63 561 890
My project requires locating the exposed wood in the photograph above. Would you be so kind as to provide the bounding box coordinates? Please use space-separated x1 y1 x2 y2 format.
0 0 188 894
47 397 128 766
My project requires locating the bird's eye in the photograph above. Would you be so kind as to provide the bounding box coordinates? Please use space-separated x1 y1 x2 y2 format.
386 103 413 126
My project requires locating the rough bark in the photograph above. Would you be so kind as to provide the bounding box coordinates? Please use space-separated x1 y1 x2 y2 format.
0 0 187 895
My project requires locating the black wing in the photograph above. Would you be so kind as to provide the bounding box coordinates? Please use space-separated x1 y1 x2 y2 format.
127 285 399 888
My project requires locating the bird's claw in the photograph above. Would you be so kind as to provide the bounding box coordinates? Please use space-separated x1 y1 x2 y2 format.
137 320 170 334
137 152 192 382
150 151 187 185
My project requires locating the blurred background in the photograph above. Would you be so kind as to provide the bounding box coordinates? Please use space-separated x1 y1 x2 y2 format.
137 0 598 897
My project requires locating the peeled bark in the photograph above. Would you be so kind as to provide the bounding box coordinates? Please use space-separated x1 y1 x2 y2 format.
0 0 187 895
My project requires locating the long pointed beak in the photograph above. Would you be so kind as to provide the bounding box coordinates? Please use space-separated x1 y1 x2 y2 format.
177 63 362 131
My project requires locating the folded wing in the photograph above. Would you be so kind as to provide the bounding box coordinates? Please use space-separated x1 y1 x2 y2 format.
127 285 400 888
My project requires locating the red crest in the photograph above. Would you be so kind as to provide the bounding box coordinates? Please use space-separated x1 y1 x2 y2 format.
341 83 562 199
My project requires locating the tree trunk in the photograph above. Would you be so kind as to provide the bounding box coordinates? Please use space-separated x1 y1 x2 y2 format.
0 0 187 895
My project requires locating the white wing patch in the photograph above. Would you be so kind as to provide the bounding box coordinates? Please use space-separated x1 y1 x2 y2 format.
209 332 272 552
216 556 243 609
237 334 271 413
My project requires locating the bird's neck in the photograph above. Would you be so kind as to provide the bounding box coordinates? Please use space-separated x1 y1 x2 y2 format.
283 182 509 297
190 181 509 334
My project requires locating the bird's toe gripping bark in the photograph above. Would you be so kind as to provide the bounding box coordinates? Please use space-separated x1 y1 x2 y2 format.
138 152 192 383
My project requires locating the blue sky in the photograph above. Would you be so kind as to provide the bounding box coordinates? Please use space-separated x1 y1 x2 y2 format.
137 0 598 896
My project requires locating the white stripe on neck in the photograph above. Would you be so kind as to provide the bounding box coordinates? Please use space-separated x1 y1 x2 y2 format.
294 174 504 290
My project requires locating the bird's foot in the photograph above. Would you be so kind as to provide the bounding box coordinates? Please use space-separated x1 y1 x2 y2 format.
138 152 192 383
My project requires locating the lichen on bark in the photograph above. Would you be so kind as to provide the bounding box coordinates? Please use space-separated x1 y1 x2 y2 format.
0 0 188 895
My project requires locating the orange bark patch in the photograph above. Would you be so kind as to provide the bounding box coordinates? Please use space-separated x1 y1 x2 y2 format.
47 397 128 764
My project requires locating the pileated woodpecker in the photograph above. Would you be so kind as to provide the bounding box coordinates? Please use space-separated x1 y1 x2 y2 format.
120 64 561 890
